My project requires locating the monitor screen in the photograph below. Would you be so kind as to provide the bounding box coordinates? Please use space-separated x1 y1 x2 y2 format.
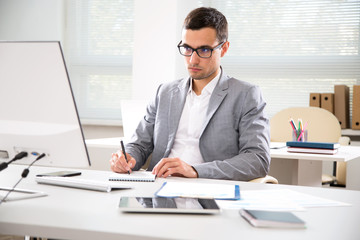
0 41 91 168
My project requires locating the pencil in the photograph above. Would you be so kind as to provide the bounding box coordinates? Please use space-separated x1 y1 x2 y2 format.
120 140 131 175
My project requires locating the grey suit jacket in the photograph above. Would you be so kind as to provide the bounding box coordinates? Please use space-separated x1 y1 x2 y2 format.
126 70 270 181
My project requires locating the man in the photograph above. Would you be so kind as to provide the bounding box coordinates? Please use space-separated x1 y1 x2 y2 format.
110 7 270 181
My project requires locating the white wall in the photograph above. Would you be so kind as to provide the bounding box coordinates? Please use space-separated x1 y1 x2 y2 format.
175 0 199 79
131 0 198 101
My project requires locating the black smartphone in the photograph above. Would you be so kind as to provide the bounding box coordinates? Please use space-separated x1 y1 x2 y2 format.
36 171 82 177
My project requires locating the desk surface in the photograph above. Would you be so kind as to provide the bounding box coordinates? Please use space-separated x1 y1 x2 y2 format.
1 165 360 240
270 142 360 188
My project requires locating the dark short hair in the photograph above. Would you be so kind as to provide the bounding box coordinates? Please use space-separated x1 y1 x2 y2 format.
183 7 228 42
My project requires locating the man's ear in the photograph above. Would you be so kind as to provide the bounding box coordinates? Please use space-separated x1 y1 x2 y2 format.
220 41 230 57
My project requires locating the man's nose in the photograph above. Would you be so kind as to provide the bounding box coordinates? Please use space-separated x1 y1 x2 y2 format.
189 51 201 64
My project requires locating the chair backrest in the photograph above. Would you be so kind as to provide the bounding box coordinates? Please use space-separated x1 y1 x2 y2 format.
120 99 148 140
270 107 341 142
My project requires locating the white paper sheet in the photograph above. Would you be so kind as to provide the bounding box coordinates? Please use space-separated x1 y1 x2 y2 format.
155 182 239 200
216 189 350 211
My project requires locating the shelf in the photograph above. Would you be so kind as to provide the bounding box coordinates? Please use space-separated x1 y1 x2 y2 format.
341 129 360 136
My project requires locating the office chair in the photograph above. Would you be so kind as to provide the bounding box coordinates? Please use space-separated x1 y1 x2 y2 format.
121 100 278 184
270 106 350 186
249 175 279 184
120 99 149 140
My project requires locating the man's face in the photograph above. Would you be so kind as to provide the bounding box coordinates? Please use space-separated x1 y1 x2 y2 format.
181 27 228 82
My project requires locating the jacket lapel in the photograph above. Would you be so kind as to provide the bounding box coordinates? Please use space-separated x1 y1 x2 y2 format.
199 73 229 137
165 78 190 154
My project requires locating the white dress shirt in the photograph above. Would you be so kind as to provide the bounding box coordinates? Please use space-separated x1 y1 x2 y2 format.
168 71 221 165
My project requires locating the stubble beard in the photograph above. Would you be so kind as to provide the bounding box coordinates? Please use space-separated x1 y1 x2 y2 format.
188 65 217 81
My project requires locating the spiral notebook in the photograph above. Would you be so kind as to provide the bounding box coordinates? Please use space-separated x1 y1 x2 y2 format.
109 171 156 182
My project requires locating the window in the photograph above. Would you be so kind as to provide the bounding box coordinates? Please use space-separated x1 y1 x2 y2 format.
64 0 134 124
64 0 360 123
200 0 360 117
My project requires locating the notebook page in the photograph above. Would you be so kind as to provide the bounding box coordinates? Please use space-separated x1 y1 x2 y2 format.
109 171 156 182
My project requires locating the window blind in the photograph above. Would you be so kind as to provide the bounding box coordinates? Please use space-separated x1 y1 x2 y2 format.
200 0 360 118
64 0 134 124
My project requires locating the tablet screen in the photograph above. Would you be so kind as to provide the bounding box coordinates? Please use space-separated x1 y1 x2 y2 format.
119 197 220 214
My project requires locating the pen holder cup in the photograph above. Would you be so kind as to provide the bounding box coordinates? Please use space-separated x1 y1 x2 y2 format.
292 130 308 142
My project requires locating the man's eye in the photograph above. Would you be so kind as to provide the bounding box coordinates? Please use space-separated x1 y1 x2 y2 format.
198 48 211 53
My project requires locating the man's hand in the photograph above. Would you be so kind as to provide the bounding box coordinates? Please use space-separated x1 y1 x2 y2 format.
152 157 198 178
110 150 136 173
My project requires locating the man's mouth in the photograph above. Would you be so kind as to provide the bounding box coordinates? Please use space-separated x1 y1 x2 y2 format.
188 66 202 72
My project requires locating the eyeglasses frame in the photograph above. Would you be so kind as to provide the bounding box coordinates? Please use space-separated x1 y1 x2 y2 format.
177 41 225 58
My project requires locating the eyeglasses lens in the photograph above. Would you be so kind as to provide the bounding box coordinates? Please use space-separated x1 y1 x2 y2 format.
179 46 212 58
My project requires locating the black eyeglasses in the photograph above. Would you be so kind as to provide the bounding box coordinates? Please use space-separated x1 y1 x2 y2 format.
177 41 225 58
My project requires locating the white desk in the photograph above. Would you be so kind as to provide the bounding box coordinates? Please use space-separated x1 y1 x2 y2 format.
270 143 360 189
1 165 360 240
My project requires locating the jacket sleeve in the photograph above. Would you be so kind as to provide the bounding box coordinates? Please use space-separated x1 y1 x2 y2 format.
124 86 161 170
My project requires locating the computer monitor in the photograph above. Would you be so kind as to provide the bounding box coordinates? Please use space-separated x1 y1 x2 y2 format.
0 41 91 168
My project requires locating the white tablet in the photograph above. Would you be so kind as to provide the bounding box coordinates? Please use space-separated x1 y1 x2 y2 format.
119 197 221 215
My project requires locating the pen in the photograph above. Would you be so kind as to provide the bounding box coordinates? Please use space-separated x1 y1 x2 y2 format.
289 118 298 136
297 118 302 138
120 140 130 175
297 122 308 142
